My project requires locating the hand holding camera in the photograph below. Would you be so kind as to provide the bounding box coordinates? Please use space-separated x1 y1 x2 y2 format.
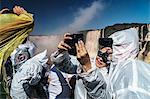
58 33 84 55
57 33 92 71
57 33 72 52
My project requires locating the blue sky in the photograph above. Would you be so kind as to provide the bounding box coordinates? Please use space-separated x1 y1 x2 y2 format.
1 0 150 35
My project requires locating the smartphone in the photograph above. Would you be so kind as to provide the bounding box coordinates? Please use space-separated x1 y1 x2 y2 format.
99 38 113 48
64 34 84 55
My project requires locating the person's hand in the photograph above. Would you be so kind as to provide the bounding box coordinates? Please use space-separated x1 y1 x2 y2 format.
48 76 51 82
13 6 27 15
57 33 72 52
75 40 91 72
0 8 9 14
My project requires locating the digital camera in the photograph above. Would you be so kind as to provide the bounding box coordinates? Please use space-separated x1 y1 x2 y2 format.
64 34 84 55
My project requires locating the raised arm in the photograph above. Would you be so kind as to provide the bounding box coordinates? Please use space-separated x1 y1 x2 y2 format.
75 40 107 99
50 33 80 74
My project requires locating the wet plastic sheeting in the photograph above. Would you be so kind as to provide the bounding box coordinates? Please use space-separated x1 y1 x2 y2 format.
110 59 150 99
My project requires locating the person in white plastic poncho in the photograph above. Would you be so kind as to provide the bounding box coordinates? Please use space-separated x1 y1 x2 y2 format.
82 28 150 99
106 28 150 99
10 40 48 99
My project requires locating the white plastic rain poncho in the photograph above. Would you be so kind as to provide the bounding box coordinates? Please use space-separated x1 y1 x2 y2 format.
10 50 48 99
107 28 150 99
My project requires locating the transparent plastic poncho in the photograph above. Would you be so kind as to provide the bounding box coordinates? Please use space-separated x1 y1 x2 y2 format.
107 28 150 99
108 59 150 99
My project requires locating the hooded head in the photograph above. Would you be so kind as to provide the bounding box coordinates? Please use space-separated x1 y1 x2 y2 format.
109 28 139 65
10 40 35 67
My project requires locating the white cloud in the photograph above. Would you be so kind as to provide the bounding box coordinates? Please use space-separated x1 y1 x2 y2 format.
53 0 104 34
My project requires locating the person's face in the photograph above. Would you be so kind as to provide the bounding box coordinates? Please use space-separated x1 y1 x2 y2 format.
95 47 112 68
